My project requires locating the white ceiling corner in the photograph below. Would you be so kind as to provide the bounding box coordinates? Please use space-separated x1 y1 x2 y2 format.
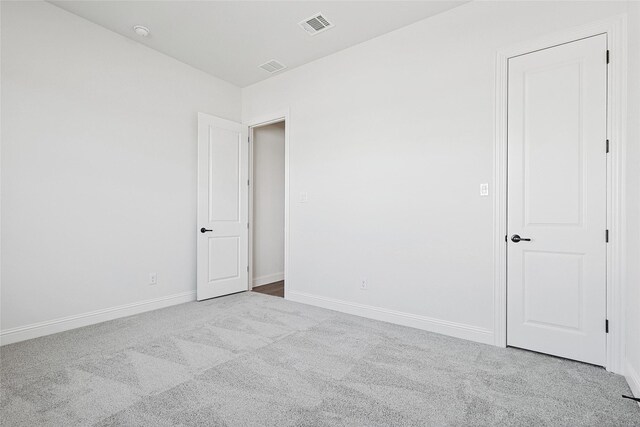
49 1 468 87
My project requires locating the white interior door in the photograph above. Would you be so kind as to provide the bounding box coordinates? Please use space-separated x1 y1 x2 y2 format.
197 113 248 301
507 35 607 365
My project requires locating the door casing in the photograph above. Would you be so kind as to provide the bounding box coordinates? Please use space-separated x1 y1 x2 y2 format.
493 15 628 374
246 110 290 298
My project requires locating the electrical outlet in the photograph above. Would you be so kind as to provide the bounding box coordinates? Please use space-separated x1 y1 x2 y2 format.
299 192 308 203
360 279 367 290
149 273 158 285
480 183 489 196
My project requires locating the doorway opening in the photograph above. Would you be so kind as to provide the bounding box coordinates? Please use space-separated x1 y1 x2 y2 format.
249 120 286 298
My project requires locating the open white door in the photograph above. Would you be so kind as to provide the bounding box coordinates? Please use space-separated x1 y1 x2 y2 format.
197 113 248 301
507 35 607 365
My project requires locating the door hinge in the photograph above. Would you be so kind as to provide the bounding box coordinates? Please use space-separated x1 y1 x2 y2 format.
605 319 609 333
606 229 609 243
606 50 610 64
247 179 250 186
247 265 249 272
247 223 249 229
606 139 610 153
505 235 507 242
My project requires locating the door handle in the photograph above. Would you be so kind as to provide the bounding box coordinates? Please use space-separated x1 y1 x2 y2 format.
511 234 531 243
200 227 213 233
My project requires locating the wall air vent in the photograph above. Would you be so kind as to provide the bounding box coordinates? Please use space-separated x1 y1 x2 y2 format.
259 60 287 74
298 13 334 35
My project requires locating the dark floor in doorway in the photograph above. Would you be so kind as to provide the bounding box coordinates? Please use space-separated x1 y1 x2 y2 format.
251 280 284 298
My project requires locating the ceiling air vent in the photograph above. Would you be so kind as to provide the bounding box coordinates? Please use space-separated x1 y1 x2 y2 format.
259 60 286 74
299 13 334 36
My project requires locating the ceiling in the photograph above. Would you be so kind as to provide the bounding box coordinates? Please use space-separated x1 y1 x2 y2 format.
49 1 467 87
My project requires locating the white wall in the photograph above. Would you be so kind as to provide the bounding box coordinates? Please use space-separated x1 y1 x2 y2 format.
252 122 285 287
242 1 638 350
625 0 640 399
0 1 241 342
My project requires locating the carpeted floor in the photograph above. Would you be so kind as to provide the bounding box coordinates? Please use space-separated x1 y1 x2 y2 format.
1 292 638 426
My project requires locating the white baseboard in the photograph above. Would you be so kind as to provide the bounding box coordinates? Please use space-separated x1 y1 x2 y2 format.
286 290 494 345
252 272 284 288
0 291 196 346
626 360 640 407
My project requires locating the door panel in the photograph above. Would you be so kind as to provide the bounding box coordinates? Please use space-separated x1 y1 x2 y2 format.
523 251 583 331
507 35 607 365
197 113 248 300
209 127 240 222
524 61 583 225
208 237 240 281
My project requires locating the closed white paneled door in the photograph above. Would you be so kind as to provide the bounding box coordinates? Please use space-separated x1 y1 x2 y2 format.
197 113 249 300
507 35 607 366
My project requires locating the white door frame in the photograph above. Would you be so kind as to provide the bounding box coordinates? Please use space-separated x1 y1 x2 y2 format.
246 110 290 298
493 15 628 374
